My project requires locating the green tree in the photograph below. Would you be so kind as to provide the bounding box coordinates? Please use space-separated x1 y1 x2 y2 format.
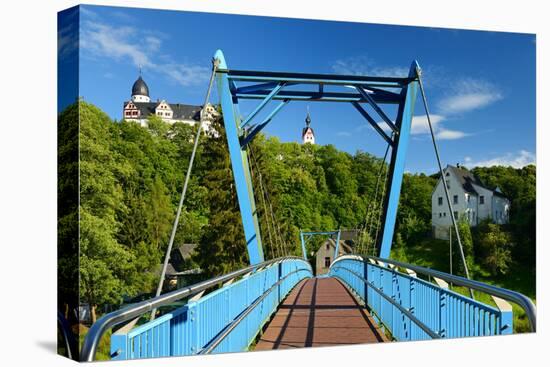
79 102 136 322
453 216 475 276
475 220 514 275
193 116 247 276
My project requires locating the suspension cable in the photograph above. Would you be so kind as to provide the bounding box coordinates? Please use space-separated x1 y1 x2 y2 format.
249 146 288 257
416 67 474 299
270 200 288 256
361 143 391 253
371 157 390 256
151 58 220 320
249 146 279 259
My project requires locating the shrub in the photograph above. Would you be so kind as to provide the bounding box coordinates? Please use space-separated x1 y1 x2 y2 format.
475 220 514 276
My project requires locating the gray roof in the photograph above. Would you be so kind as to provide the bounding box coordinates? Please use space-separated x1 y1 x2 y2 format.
132 76 149 96
446 165 482 195
302 126 314 138
446 165 507 198
172 243 197 260
339 229 359 242
124 101 202 121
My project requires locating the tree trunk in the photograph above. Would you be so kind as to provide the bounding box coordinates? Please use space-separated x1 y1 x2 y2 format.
91 304 97 324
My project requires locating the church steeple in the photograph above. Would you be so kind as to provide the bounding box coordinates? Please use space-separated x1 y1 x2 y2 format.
302 107 315 144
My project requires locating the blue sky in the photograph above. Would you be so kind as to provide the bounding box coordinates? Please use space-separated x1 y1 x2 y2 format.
63 5 536 173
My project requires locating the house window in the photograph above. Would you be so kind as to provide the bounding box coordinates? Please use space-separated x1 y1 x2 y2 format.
439 213 442 218
443 212 446 217
326 243 330 250
454 211 458 220
324 257 331 268
453 195 458 204
446 180 450 189
480 195 485 205
438 197 443 206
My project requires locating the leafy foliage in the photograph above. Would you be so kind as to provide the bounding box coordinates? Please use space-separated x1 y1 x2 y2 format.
474 220 514 275
59 100 535 320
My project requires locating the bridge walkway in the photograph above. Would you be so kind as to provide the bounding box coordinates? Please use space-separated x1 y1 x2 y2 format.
255 277 387 350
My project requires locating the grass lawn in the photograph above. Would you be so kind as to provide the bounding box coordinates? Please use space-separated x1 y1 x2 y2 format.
391 238 536 333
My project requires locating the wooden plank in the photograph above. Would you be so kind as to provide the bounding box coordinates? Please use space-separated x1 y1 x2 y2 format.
254 278 387 350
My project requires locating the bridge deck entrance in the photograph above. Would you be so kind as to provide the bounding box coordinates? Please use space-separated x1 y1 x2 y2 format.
255 277 387 350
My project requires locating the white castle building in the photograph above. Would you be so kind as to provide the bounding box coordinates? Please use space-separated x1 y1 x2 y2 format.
431 164 510 240
123 74 217 129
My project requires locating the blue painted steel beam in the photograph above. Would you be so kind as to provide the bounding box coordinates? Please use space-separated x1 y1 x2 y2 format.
301 231 340 236
222 69 413 87
215 49 264 265
300 231 307 260
240 82 285 129
236 82 297 94
377 61 420 259
333 230 341 260
351 102 394 146
229 76 403 88
240 100 290 148
235 90 401 104
355 86 398 132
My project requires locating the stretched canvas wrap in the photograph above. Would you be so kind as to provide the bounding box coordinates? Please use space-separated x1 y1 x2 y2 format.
57 4 537 362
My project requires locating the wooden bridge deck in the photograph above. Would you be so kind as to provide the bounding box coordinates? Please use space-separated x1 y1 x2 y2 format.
255 277 388 350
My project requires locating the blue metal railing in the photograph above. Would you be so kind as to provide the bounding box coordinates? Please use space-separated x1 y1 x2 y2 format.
329 255 536 341
108 258 311 360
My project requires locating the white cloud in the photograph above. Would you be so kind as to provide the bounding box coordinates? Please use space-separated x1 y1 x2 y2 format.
436 128 469 140
463 150 535 168
332 56 408 78
410 114 445 135
378 114 444 135
437 78 503 115
80 20 209 87
376 114 467 140
58 8 79 60
81 22 154 68
161 63 210 87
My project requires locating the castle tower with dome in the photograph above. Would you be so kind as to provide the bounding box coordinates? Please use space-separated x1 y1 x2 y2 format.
123 72 205 128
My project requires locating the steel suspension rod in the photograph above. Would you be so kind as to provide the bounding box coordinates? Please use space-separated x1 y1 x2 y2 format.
151 58 220 320
416 67 474 299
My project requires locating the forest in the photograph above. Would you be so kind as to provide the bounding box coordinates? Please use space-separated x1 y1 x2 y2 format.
58 101 536 323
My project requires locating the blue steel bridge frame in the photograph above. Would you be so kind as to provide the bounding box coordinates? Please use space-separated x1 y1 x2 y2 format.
214 49 419 265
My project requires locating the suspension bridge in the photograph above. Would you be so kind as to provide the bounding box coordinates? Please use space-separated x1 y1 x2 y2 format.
59 50 536 361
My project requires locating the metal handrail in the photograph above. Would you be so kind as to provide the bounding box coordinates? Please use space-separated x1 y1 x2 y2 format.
330 266 440 339
332 255 537 332
199 268 312 354
80 256 309 361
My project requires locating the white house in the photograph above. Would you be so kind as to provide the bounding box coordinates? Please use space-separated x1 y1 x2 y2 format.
432 164 510 240
315 239 352 275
